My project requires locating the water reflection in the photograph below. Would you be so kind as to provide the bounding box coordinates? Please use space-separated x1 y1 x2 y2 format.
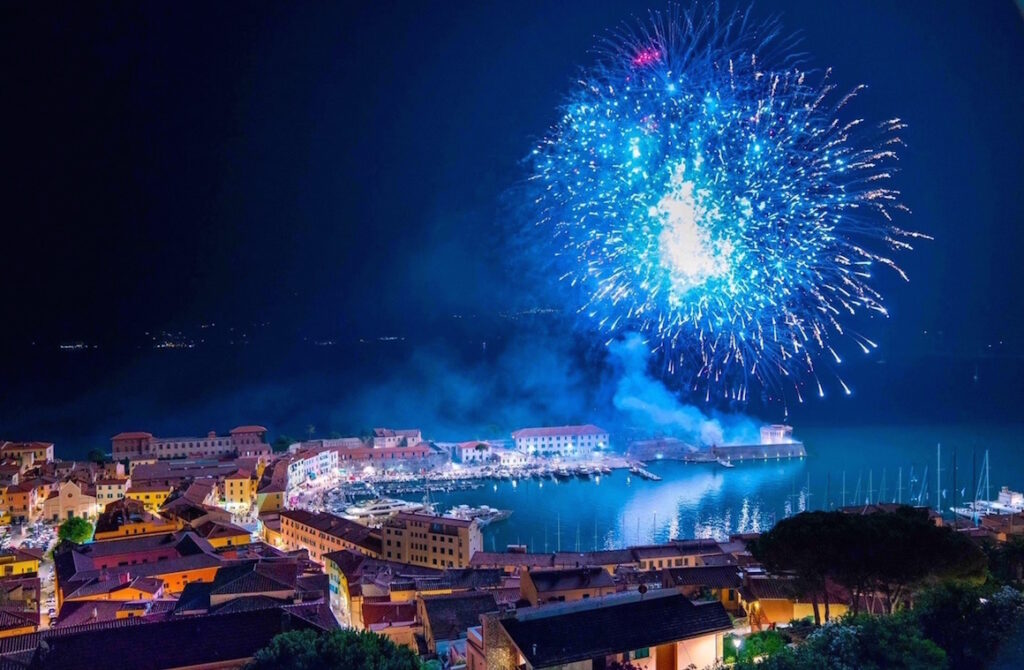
429 458 809 551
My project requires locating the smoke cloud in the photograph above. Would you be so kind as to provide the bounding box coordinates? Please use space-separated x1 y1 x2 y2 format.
608 332 759 446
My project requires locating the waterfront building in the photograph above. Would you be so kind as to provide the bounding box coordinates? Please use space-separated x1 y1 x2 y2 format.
41 480 98 523
453 441 494 464
278 509 382 564
520 566 616 605
511 425 608 457
476 590 732 670
760 424 794 444
381 512 482 569
372 428 423 449
287 447 338 490
110 425 271 460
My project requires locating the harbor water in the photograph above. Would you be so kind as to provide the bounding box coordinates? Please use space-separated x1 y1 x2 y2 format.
425 422 1024 550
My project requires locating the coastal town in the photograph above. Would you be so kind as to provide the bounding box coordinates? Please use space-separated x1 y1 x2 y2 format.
0 423 1014 668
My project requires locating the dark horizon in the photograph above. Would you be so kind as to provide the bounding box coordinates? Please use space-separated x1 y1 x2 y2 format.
1 1 1022 453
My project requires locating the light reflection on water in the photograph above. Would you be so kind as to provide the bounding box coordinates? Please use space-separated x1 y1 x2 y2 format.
428 458 808 550
426 423 1024 551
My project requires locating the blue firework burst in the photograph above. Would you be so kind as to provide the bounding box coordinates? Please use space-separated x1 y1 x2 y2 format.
527 4 926 405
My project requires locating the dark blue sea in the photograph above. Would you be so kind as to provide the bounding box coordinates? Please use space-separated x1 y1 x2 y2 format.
2 324 1020 547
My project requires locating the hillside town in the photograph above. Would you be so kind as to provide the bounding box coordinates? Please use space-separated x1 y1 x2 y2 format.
0 424 1016 669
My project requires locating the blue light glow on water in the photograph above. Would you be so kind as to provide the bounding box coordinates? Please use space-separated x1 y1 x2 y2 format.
427 422 1024 550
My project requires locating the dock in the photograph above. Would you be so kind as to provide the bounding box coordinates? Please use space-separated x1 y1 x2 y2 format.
629 463 662 482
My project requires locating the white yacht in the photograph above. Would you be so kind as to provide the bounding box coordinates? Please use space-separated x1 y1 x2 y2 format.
342 498 427 523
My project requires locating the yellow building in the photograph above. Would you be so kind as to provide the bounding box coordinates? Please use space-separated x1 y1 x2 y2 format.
93 499 180 541
194 520 252 549
223 470 256 509
381 512 482 569
0 548 43 577
0 610 38 638
279 510 381 564
520 567 616 606
95 477 130 504
125 483 173 512
740 576 849 629
0 441 54 471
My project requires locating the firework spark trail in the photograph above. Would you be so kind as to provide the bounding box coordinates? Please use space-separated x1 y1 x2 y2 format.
525 4 926 408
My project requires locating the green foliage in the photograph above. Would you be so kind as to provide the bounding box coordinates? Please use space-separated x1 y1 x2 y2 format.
735 631 789 663
736 614 947 670
57 517 93 544
912 582 1024 670
751 507 986 616
86 448 107 464
984 537 1024 587
248 629 422 670
271 435 297 453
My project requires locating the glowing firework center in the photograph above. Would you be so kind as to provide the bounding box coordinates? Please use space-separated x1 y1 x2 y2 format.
652 161 733 301
527 6 925 402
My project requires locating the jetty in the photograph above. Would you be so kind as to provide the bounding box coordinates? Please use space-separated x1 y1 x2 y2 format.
629 463 662 482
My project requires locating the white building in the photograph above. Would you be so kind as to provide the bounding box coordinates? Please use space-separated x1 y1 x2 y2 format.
511 425 608 458
759 425 794 445
286 448 339 490
454 441 492 464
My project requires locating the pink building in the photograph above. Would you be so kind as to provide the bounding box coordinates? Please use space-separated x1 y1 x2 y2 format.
112 426 271 460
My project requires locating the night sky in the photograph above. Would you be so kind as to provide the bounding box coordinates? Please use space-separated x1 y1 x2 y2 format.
1 2 1022 449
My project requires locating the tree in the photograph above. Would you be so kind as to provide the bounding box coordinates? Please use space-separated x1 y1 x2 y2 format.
752 507 987 619
864 508 986 613
248 629 421 670
58 517 93 544
913 582 1024 670
737 614 947 670
983 536 1024 587
272 435 297 453
750 512 848 624
86 448 107 464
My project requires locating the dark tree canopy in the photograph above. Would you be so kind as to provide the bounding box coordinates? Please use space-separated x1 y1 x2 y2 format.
57 517 93 544
750 507 986 617
248 629 421 670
